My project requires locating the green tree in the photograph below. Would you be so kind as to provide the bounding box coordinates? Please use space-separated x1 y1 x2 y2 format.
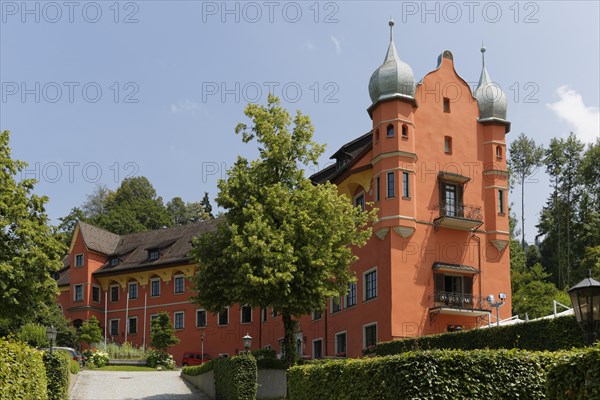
512 263 570 319
77 316 102 347
166 196 208 225
17 323 49 348
0 130 65 334
508 133 544 249
190 96 375 366
200 191 214 219
150 312 179 353
55 207 86 247
82 184 111 219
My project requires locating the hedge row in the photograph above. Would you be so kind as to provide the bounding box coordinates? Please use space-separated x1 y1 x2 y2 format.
213 353 257 400
182 359 215 376
547 347 600 399
43 350 71 400
0 338 48 400
288 349 561 400
376 315 584 356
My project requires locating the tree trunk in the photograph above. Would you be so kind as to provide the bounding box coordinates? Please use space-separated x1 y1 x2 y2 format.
281 312 296 367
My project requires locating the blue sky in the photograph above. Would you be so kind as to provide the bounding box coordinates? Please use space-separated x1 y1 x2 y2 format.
1 1 599 244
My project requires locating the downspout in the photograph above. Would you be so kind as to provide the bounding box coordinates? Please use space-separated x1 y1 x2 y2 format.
471 231 483 323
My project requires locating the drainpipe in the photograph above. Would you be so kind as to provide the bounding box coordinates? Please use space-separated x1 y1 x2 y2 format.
471 232 483 320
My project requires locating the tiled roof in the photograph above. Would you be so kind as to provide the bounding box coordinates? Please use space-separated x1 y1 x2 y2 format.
310 131 372 184
78 221 121 255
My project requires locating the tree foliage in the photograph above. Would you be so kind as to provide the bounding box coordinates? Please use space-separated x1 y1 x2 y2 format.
150 312 180 353
77 316 103 347
0 130 66 333
190 95 375 366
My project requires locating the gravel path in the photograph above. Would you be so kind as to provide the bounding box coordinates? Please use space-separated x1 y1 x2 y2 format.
70 370 209 400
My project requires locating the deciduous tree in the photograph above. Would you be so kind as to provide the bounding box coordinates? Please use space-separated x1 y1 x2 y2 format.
150 312 179 353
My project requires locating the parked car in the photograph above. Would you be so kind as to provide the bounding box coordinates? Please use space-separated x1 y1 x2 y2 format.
38 347 84 366
182 352 211 366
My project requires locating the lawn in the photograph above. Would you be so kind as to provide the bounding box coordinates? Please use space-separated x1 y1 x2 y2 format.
95 365 157 372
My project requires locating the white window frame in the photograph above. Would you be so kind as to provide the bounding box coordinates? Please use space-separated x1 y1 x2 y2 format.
330 296 342 313
312 310 323 320
150 313 160 321
128 281 138 300
109 318 120 336
312 338 323 359
335 331 347 356
174 274 185 294
150 277 161 297
218 307 229 326
363 267 378 301
345 282 357 308
75 253 84 267
73 284 84 302
240 305 252 324
353 191 365 211
196 309 207 328
110 284 120 302
128 316 138 335
91 284 101 303
363 322 378 349
174 311 185 330
261 308 268 322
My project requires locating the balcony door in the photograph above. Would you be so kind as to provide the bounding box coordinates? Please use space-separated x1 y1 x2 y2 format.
440 182 463 217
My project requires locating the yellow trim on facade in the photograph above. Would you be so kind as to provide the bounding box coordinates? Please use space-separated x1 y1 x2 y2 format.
96 264 197 291
337 169 373 198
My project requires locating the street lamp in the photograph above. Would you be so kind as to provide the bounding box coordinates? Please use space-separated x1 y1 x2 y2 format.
487 292 507 327
568 270 600 345
242 333 252 354
46 325 57 355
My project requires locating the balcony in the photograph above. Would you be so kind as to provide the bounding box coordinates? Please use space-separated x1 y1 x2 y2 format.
433 203 483 231
429 291 491 317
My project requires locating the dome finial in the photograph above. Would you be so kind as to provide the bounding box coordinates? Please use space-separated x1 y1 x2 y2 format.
389 17 395 42
481 42 486 68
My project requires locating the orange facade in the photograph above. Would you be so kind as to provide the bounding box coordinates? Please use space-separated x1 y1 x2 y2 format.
56 34 511 363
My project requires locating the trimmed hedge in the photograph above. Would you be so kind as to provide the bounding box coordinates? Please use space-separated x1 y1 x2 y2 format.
0 338 48 400
256 357 287 370
70 360 80 375
182 359 215 376
546 347 600 399
213 353 257 400
43 350 71 400
377 315 584 356
288 349 559 400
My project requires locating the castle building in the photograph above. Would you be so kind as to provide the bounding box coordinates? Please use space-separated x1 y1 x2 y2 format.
56 21 511 362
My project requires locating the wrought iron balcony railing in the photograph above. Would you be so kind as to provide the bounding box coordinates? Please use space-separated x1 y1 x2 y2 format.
430 291 491 311
435 203 483 221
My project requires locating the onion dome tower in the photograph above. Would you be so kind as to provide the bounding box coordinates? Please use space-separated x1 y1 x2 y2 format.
473 46 508 122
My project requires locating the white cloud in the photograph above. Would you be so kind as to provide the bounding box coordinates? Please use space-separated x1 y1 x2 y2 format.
330 35 341 55
547 86 600 143
306 42 315 51
170 99 203 113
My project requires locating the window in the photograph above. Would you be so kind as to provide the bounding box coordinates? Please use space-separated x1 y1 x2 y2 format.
75 254 84 267
402 172 410 198
496 145 502 159
364 269 377 300
374 129 379 142
387 172 395 198
313 339 323 359
218 308 229 326
148 249 160 260
174 312 184 330
375 176 380 202
150 278 160 297
364 323 377 348
174 275 185 294
150 314 160 321
440 181 465 218
110 319 119 336
386 124 394 137
271 309 278 318
312 310 322 320
196 309 207 327
331 296 342 313
241 306 252 324
92 285 101 303
354 192 365 211
346 282 357 307
335 332 347 356
401 124 408 138
110 284 119 302
434 273 474 298
498 189 505 214
110 257 119 267
128 317 137 334
260 308 268 322
444 136 452 154
128 282 138 300
74 284 83 302
443 97 450 113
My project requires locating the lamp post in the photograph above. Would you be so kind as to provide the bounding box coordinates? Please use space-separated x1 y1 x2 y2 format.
487 292 507 327
46 325 57 355
242 333 252 354
568 270 600 345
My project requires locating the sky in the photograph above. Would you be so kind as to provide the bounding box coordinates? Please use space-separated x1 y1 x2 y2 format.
1 0 599 244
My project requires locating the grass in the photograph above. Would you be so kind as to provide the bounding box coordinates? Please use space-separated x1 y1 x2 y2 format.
95 365 157 372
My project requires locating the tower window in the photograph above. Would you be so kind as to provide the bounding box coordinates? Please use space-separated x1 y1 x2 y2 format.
444 136 452 154
498 189 505 214
402 172 410 198
401 124 408 138
375 177 380 202
375 129 379 142
387 172 395 198
443 98 450 113
354 192 365 211
496 145 502 159
386 124 394 137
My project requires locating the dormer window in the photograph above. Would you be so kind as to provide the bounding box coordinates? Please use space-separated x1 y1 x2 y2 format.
110 257 119 267
148 249 160 261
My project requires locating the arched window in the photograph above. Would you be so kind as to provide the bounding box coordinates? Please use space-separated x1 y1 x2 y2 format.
386 124 394 137
496 145 502 159
401 124 408 138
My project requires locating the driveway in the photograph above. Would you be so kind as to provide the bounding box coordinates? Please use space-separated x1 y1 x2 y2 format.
70 370 210 400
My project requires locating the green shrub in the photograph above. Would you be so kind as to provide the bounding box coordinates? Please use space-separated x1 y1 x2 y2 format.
0 338 48 400
70 360 80 375
288 349 559 400
182 360 215 376
146 349 175 369
257 357 287 370
17 323 49 348
43 350 71 400
376 315 584 356
94 342 147 360
546 347 600 399
252 348 277 360
86 349 109 367
214 353 257 400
